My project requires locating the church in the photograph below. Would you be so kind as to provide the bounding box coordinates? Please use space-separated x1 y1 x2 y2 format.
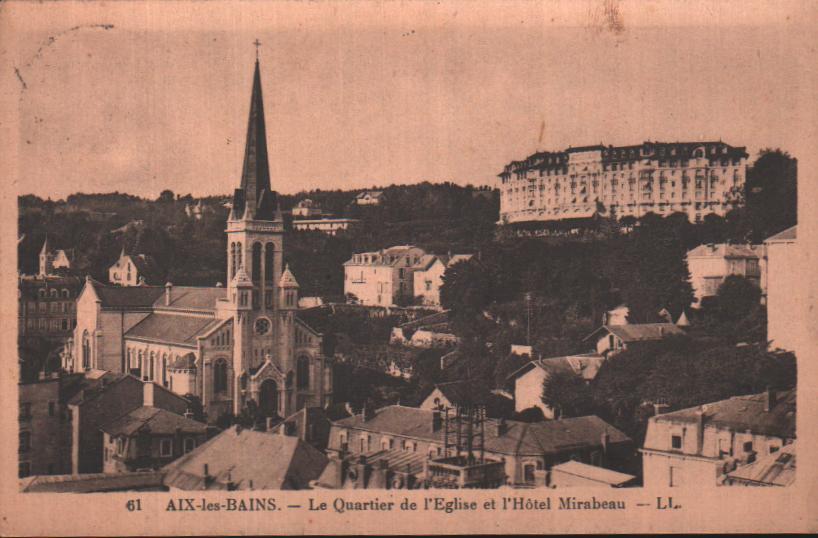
62 58 333 422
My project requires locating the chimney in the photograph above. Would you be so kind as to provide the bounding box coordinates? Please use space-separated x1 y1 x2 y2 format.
203 463 209 478
600 431 610 463
165 282 173 306
362 403 375 422
694 407 705 455
653 402 670 416
764 387 776 412
431 410 442 432
659 326 665 336
143 381 154 407
267 417 276 432
184 408 194 420
494 418 508 437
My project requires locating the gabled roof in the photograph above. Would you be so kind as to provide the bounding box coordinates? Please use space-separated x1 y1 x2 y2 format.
89 280 165 309
765 225 797 243
507 353 605 382
125 313 224 347
20 471 166 493
100 406 207 437
333 406 630 456
653 388 795 439
162 426 328 490
155 286 225 311
279 264 299 288
584 323 684 343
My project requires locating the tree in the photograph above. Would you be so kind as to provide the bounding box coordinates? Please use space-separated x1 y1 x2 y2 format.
440 259 496 336
541 370 594 419
714 275 762 323
745 149 797 240
157 190 175 203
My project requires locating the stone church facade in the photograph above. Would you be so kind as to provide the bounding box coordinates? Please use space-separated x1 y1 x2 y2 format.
62 58 332 422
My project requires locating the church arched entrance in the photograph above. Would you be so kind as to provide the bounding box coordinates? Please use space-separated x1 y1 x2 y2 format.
259 379 278 417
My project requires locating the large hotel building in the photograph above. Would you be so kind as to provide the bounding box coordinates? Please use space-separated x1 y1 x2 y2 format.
497 141 748 225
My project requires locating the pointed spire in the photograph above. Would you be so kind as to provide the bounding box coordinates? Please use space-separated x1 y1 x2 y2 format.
40 234 50 255
279 263 299 288
233 58 274 221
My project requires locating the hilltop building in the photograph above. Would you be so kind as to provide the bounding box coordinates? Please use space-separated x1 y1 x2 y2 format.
686 243 766 305
62 57 333 423
291 198 324 218
412 254 473 307
355 190 385 206
343 246 427 306
292 218 360 236
108 248 160 286
38 236 74 276
584 322 685 357
497 141 747 225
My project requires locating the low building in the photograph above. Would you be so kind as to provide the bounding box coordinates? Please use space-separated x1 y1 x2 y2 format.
686 243 766 305
18 274 82 343
549 460 636 488
584 323 685 357
641 388 795 488
292 218 360 236
765 226 801 352
412 254 473 306
506 353 605 418
328 405 632 486
355 190 385 206
419 381 514 419
66 374 193 474
100 401 209 473
343 246 427 306
162 426 328 490
108 248 160 286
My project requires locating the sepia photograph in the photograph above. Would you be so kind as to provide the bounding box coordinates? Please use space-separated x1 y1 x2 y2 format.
1 0 816 534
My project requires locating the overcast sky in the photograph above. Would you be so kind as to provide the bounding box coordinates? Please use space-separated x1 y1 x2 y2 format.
5 1 817 199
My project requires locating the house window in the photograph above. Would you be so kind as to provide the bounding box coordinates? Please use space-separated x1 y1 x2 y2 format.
116 437 125 456
671 435 682 450
524 464 536 483
743 440 754 453
160 439 173 457
213 359 228 394
183 438 195 454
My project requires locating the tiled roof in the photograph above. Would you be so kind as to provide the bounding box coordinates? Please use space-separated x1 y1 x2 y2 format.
585 323 684 343
654 388 795 439
125 313 223 346
551 460 635 486
334 406 630 457
101 406 207 437
162 426 328 490
725 442 796 486
447 254 473 266
687 243 765 258
20 471 166 493
155 286 225 311
91 281 165 308
765 225 797 243
508 353 605 382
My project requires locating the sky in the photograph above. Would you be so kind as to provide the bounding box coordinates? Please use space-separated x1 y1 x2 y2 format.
4 0 817 200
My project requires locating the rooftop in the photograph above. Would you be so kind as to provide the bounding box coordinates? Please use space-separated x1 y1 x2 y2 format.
687 243 765 258
155 286 226 311
654 388 796 439
125 313 224 347
89 280 165 308
163 426 328 490
507 353 605 382
725 442 796 487
100 406 208 437
334 406 630 457
551 460 636 486
765 225 797 243
585 323 685 344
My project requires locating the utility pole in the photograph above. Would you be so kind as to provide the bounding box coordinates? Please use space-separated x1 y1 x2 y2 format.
525 292 532 345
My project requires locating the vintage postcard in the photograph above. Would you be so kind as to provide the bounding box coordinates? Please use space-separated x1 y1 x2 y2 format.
1 0 816 535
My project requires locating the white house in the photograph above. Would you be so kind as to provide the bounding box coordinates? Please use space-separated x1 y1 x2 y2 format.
412 254 473 306
292 218 359 236
343 245 427 306
291 199 324 218
764 226 801 352
506 353 605 418
108 249 160 287
686 243 766 306
354 190 385 206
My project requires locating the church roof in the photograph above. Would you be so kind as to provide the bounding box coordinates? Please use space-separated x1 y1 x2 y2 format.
231 59 278 221
279 264 299 288
155 286 225 311
90 281 165 309
125 313 224 347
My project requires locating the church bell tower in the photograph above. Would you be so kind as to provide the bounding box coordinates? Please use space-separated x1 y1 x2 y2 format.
226 56 287 410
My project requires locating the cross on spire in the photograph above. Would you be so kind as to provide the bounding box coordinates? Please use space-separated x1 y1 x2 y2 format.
253 38 261 59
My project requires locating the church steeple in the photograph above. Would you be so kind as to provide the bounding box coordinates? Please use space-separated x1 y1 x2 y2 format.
231 58 277 221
